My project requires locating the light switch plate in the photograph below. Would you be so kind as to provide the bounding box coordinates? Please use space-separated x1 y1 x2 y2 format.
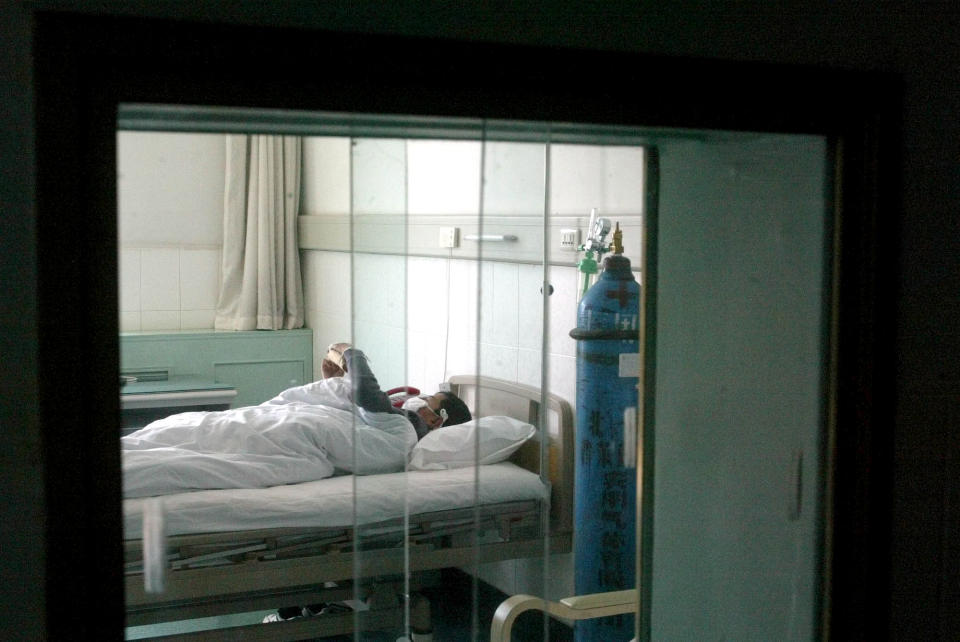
560 228 580 250
438 227 459 248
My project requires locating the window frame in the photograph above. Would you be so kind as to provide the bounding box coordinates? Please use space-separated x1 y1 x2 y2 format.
33 11 899 639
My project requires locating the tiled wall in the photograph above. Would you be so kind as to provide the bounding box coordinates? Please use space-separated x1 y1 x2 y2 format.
301 248 581 599
300 137 645 601
119 246 221 331
300 136 646 411
302 251 580 408
118 131 643 598
117 131 226 332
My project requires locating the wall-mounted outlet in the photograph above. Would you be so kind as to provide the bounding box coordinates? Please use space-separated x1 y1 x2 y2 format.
438 227 459 248
560 228 580 251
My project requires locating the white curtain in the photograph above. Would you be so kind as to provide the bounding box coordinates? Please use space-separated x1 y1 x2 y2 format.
215 135 304 330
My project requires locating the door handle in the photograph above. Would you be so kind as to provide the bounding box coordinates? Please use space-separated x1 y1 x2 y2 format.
789 449 803 521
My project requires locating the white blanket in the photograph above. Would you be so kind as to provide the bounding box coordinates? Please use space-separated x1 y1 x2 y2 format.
122 377 418 498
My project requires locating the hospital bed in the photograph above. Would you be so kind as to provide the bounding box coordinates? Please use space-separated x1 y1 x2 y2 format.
123 375 574 640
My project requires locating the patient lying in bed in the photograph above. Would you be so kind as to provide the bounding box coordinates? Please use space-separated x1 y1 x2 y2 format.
121 346 471 498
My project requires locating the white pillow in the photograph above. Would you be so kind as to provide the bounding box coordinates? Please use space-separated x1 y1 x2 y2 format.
408 415 537 471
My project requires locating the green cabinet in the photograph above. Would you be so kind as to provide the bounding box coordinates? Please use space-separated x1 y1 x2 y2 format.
120 329 314 408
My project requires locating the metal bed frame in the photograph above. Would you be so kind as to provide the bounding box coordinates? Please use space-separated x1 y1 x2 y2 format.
123 375 574 640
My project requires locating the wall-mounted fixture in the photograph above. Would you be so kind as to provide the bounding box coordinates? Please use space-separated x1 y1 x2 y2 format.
560 228 580 251
463 234 518 242
438 227 460 248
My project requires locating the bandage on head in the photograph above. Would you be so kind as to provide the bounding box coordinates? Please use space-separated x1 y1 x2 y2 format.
325 345 347 369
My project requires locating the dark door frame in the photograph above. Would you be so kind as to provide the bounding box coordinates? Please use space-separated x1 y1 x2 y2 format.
33 11 899 640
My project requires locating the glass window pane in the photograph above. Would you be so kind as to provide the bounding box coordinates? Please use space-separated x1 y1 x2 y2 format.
118 107 828 642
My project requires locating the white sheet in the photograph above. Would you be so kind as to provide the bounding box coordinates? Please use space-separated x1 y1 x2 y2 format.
122 377 418 498
123 462 546 539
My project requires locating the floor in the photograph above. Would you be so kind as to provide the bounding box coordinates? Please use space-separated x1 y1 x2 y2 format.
314 568 574 642
126 568 575 641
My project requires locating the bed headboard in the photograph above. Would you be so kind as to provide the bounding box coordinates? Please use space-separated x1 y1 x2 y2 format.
446 375 574 535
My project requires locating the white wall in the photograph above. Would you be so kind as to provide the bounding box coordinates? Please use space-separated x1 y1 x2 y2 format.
115 129 645 599
300 135 646 599
301 136 644 403
117 131 225 332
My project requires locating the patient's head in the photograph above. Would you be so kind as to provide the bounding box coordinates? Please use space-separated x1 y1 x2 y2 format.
433 392 471 427
407 392 471 432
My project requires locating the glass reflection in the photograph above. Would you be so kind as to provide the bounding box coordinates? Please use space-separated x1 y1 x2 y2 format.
118 111 827 642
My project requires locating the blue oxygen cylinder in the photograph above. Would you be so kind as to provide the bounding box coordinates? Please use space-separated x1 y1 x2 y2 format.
568 224 639 642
